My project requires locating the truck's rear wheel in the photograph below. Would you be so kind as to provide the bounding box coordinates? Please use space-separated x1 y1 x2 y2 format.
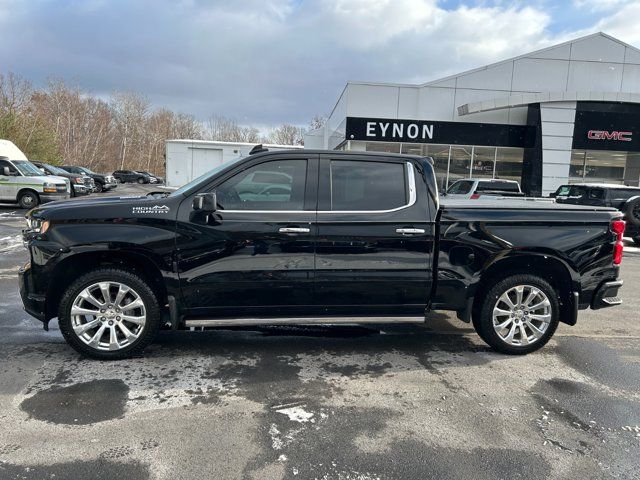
58 268 161 359
473 274 559 354
18 190 39 209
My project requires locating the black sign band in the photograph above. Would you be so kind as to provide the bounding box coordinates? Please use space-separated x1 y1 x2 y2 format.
345 117 535 148
572 102 640 152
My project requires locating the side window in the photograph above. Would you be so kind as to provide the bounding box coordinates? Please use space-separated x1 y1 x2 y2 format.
569 186 586 197
216 159 307 210
588 188 605 200
0 160 18 175
330 160 407 211
556 186 571 196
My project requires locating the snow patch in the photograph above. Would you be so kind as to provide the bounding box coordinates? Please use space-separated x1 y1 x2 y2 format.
276 405 315 423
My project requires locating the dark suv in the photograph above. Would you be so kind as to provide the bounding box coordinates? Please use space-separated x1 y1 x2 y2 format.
553 183 640 244
113 170 151 184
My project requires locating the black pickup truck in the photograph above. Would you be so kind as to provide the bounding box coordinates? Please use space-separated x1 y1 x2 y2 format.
19 149 625 359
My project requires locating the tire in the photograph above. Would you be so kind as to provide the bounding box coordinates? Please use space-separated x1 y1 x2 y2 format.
58 268 161 360
625 197 640 226
633 236 640 247
137 177 145 184
18 190 39 209
94 182 103 193
473 274 560 355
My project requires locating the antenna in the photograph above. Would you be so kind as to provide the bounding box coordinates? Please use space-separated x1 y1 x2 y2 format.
249 144 269 155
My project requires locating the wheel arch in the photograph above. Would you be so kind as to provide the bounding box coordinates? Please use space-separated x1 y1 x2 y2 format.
45 249 169 320
471 252 578 326
16 188 40 203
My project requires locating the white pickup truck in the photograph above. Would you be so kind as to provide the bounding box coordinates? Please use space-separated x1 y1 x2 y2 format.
442 178 525 200
0 140 70 208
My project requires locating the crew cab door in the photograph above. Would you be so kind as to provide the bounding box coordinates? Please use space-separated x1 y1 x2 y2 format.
175 154 318 316
314 154 433 315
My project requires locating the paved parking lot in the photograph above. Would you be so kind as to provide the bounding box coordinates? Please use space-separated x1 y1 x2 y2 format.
0 188 639 479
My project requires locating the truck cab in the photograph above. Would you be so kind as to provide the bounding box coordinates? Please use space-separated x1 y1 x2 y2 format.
0 140 70 208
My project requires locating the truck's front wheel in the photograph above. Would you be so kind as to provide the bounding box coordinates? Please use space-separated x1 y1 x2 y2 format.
473 274 559 354
58 268 161 359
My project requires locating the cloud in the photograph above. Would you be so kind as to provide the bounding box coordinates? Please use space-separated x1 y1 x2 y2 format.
0 0 638 127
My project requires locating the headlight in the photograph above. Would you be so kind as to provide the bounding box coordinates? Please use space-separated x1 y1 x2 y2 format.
43 182 56 193
26 217 50 234
74 177 84 184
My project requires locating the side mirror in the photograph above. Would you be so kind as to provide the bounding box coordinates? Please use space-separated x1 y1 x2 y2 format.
1 167 9 176
192 192 217 212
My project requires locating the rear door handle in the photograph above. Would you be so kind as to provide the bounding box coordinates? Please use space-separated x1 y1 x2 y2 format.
396 228 425 235
279 227 310 234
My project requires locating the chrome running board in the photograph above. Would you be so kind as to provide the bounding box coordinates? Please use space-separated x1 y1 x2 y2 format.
184 316 425 328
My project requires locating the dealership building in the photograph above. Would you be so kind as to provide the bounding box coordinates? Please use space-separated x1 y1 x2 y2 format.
305 32 640 195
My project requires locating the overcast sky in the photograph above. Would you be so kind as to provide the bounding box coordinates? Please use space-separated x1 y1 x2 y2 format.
1 0 639 127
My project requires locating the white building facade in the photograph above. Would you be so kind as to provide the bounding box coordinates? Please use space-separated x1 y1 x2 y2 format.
305 32 640 195
165 140 302 187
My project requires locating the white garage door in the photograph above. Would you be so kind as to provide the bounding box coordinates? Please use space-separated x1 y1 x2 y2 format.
192 148 223 180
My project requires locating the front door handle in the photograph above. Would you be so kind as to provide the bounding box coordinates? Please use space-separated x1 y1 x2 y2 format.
279 227 310 234
396 228 425 235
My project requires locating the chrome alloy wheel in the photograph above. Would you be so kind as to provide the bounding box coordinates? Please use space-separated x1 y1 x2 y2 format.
492 285 552 347
70 281 147 351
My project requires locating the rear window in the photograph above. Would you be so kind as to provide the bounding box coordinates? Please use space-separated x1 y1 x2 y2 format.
476 181 519 193
447 180 473 195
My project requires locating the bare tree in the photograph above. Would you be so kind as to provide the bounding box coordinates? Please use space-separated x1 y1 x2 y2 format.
309 114 326 130
111 92 149 169
268 123 305 145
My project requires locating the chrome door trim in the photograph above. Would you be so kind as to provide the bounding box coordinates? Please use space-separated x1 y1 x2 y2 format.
278 227 311 233
185 316 426 327
396 228 426 235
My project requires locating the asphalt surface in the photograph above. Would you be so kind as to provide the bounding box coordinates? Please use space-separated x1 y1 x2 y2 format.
0 186 639 480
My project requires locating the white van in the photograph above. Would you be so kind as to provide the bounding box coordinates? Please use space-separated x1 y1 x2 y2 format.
0 140 70 209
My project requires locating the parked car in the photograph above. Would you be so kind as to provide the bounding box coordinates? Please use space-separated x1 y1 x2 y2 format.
553 183 640 245
32 161 94 197
0 140 70 208
113 170 151 184
137 171 164 184
20 148 624 359
60 166 117 193
443 178 525 200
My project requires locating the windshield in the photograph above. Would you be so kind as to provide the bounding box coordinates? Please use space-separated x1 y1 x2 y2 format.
13 160 45 176
42 163 68 175
78 166 94 174
169 156 246 197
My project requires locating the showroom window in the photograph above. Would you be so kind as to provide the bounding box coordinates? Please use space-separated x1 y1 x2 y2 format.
365 142 400 153
570 150 626 184
350 141 524 189
495 147 524 183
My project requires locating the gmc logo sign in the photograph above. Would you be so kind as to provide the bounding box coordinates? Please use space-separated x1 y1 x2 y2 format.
587 130 633 142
